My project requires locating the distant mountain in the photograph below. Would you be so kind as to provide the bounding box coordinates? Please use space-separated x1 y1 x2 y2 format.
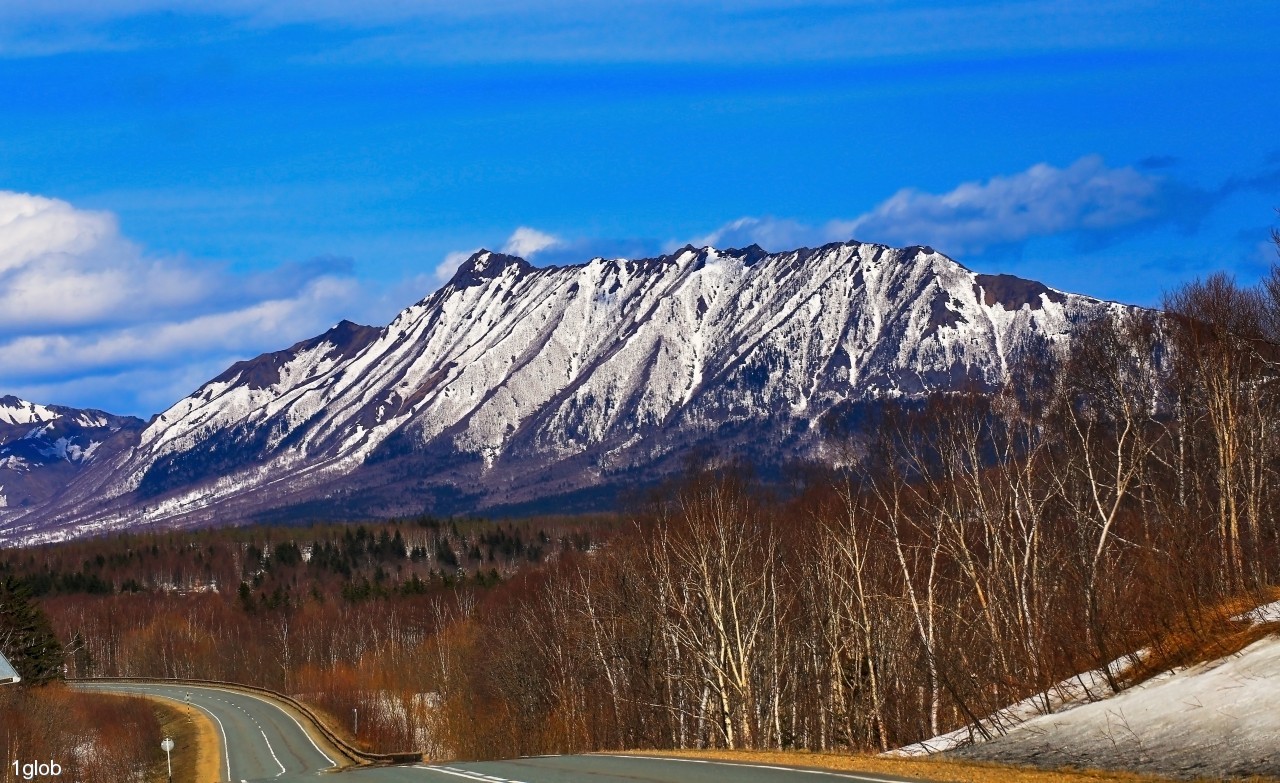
0 241 1130 544
0 396 143 516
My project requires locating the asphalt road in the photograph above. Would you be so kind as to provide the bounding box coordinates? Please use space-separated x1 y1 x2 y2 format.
74 681 339 782
74 681 927 783
402 756 927 783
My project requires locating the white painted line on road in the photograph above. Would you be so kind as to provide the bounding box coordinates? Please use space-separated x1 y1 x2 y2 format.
259 727 287 777
231 690 338 767
413 765 527 783
600 754 916 783
185 693 234 782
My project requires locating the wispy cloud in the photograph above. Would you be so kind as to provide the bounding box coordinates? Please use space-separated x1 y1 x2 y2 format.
502 226 561 258
431 249 479 286
433 225 568 285
690 155 1246 257
1 2 1265 63
0 190 363 414
433 225 669 286
832 155 1192 254
690 216 812 252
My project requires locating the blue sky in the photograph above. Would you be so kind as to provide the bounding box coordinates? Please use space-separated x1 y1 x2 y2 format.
0 1 1277 416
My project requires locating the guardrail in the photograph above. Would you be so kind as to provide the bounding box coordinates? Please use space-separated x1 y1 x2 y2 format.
71 676 423 765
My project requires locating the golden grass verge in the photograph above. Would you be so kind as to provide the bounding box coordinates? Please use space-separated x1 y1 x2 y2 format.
138 694 222 783
609 748 1195 783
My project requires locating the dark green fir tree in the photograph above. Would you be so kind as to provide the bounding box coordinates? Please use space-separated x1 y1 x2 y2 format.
0 576 63 683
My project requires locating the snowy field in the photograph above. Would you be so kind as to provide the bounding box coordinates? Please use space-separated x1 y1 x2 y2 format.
892 601 1280 779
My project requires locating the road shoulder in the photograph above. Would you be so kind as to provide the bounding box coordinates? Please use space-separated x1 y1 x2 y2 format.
604 749 1178 783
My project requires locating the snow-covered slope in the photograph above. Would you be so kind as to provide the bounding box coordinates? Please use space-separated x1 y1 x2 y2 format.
949 621 1280 778
0 241 1130 543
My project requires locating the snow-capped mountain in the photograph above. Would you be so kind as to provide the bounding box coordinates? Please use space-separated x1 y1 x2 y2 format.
0 241 1130 543
0 396 144 514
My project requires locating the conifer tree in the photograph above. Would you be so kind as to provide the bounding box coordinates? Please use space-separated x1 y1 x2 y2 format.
0 576 62 683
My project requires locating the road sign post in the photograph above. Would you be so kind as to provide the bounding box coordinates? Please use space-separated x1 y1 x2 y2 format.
160 737 174 782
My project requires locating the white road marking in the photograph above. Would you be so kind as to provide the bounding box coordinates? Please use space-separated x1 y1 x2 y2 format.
79 684 299 781
599 754 914 782
229 689 338 766
414 765 527 783
95 685 234 782
160 689 233 782
258 727 287 777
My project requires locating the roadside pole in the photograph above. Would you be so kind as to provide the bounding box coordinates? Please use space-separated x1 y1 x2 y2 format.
160 737 174 783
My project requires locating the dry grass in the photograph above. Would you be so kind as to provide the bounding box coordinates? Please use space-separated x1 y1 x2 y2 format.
1125 588 1280 688
142 694 222 783
611 749 1202 783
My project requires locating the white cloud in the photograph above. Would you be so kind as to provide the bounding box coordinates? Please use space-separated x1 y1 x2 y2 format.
831 155 1166 254
432 249 478 285
692 156 1180 258
0 190 363 414
0 191 222 331
10 358 244 417
432 226 563 288
690 216 812 252
502 226 561 258
0 277 352 378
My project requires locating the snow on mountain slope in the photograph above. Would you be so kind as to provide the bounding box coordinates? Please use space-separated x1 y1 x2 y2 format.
0 397 144 517
0 241 1130 543
0 396 60 426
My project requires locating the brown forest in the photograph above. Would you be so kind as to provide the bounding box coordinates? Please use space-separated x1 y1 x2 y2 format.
4 266 1280 762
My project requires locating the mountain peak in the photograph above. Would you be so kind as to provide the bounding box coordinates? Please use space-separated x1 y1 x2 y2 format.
721 243 771 266
451 250 532 288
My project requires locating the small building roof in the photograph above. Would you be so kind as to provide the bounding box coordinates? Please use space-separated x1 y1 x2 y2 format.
0 651 20 684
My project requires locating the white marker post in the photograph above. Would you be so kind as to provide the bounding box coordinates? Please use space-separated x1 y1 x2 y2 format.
160 737 174 782
353 707 358 735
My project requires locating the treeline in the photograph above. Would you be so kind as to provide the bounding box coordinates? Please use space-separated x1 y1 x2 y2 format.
0 515 605 602
422 267 1280 757
3 515 609 752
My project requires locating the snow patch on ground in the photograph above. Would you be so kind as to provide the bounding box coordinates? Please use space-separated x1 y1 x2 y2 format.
1235 599 1280 624
950 633 1280 778
888 653 1142 757
890 603 1280 779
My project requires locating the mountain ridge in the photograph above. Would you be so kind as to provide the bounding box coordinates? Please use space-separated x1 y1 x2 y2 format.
0 240 1131 544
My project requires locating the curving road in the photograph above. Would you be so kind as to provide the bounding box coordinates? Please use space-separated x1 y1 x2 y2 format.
74 681 927 783
74 681 339 782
